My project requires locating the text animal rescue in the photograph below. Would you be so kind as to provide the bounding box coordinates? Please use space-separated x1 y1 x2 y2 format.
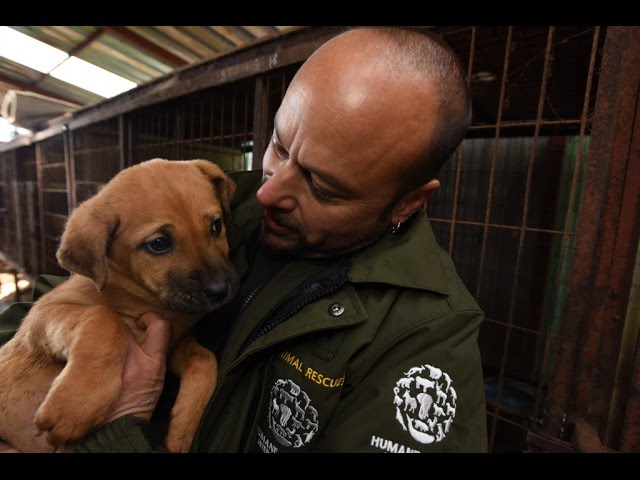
278 351 345 388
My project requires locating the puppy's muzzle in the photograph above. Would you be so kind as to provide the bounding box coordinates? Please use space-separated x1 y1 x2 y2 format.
202 280 229 302
166 267 238 314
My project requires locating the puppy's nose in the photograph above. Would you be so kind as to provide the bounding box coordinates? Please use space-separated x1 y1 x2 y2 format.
203 280 228 300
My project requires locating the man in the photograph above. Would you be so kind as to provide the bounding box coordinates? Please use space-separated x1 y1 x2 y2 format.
3 26 487 453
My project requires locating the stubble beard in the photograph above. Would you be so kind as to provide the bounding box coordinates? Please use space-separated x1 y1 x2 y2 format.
261 211 392 259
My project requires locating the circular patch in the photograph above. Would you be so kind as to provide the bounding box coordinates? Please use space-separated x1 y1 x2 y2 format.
393 364 457 444
268 378 319 448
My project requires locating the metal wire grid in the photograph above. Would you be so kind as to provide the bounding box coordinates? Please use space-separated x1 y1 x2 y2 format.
36 135 69 275
427 26 603 451
0 150 18 263
15 146 41 275
70 118 121 205
127 80 255 171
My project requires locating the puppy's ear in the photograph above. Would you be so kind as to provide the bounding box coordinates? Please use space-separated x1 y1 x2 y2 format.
56 194 119 291
193 160 237 216
214 175 237 217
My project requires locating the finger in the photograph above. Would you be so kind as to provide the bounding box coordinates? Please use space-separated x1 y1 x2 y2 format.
138 312 171 360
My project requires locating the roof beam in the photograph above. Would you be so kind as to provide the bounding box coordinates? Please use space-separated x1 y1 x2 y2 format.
0 71 81 105
31 27 106 87
103 26 189 68
66 27 106 57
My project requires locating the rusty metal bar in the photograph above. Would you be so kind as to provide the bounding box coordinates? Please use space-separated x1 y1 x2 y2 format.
430 217 573 236
475 26 513 301
187 102 193 159
573 418 617 453
606 32 640 450
252 76 270 170
468 119 583 130
231 89 237 168
11 150 25 268
219 92 225 154
126 116 133 168
64 129 75 211
35 142 46 274
175 104 183 159
118 115 126 170
489 27 556 450
621 332 640 452
531 26 602 432
543 27 640 446
483 315 559 337
448 27 476 256
526 428 575 453
476 27 514 450
243 86 250 170
199 99 205 159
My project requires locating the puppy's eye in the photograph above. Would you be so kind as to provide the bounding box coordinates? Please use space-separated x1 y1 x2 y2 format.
145 236 172 254
212 218 223 236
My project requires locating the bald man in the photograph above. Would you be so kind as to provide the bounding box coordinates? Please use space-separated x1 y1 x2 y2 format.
7 27 487 453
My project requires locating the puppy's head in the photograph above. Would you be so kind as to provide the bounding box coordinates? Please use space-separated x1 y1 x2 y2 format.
57 158 239 314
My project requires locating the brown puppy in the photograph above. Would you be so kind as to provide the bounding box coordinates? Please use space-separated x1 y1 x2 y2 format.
0 158 238 452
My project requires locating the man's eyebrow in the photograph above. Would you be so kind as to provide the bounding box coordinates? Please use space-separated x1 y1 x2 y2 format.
273 116 351 194
272 120 284 148
306 166 352 194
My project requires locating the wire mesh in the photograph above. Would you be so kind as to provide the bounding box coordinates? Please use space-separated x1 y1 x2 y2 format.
37 135 68 275
427 25 604 451
127 79 255 171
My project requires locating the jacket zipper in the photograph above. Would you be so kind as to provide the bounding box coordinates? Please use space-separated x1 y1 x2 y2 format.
238 283 263 316
240 256 350 352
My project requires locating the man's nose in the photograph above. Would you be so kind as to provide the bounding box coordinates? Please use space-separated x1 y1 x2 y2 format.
256 161 298 210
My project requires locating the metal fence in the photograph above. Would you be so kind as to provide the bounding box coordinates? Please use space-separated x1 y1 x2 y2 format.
36 134 68 275
426 25 605 452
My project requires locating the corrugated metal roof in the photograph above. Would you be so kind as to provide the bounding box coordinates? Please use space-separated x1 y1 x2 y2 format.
0 26 303 109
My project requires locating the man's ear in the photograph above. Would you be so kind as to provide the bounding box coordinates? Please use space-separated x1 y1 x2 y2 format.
392 179 440 224
193 160 237 216
56 194 119 291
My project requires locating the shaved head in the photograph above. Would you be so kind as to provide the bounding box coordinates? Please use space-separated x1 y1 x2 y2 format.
296 27 471 194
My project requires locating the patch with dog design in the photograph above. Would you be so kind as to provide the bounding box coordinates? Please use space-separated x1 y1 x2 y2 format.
393 364 456 444
268 378 319 448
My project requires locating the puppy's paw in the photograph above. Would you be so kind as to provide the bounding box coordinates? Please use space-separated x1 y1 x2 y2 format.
34 400 98 446
165 428 193 453
34 377 120 446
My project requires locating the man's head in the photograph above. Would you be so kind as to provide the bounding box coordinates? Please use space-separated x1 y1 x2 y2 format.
257 27 471 258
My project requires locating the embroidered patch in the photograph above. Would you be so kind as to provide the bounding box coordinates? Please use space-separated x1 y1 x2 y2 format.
393 364 457 444
268 378 319 448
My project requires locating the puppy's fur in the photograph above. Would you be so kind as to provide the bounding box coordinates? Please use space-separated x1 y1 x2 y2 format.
0 159 239 452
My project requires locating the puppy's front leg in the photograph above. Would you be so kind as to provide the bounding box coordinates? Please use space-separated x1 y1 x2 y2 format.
165 336 218 453
31 303 129 447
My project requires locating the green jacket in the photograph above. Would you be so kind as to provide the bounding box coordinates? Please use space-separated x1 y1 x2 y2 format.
0 170 487 453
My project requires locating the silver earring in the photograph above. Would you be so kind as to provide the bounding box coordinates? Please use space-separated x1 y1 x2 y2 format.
391 221 402 235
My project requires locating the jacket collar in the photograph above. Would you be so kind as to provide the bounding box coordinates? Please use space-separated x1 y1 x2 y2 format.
349 211 449 296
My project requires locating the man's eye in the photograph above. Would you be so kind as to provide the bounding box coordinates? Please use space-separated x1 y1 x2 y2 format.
271 140 289 159
310 182 334 201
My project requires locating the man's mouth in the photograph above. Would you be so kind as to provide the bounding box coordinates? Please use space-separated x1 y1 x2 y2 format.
262 208 294 235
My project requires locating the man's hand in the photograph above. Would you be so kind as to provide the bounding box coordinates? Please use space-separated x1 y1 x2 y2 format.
103 312 171 423
0 313 170 453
